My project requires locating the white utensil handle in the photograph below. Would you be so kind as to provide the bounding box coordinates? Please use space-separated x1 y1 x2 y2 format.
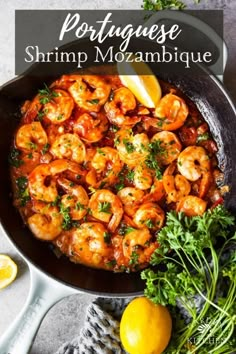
144 10 228 82
0 266 76 354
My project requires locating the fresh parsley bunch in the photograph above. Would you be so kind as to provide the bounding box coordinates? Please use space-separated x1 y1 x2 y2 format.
141 206 236 353
142 0 200 11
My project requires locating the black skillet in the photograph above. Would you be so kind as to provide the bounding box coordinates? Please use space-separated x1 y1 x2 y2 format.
0 14 236 354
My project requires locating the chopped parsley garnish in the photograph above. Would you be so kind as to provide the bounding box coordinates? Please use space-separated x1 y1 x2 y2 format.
87 99 99 105
197 132 210 143
16 176 30 206
51 195 61 206
129 251 139 265
27 142 37 150
126 168 135 182
125 226 136 234
118 224 136 236
148 140 166 155
38 84 59 104
57 114 64 121
110 124 119 133
145 219 155 228
9 148 24 168
37 109 48 122
41 143 50 155
98 201 111 214
59 204 72 230
98 181 107 189
123 139 135 153
104 231 112 244
115 182 125 192
145 140 164 180
106 259 117 267
145 155 162 179
75 202 85 211
97 148 106 156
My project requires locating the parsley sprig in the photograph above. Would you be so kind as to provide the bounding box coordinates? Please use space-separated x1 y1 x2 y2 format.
16 176 30 206
9 148 24 168
142 0 200 11
141 206 236 353
98 201 111 214
38 84 59 104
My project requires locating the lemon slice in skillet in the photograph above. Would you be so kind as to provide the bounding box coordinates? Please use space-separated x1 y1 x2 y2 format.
117 55 162 108
0 255 18 290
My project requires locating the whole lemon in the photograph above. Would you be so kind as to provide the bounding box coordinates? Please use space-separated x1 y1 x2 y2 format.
120 297 172 354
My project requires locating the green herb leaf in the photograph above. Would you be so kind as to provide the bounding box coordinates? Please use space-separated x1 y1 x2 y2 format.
104 231 112 244
142 0 187 11
41 143 50 155
59 204 72 230
98 201 111 214
38 83 59 105
9 148 24 168
87 99 99 105
123 139 135 153
16 176 30 206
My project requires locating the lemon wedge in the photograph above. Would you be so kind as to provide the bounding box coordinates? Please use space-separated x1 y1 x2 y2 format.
117 55 162 108
0 255 18 290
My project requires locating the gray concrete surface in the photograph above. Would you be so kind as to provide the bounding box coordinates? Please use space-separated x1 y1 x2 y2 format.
0 0 235 353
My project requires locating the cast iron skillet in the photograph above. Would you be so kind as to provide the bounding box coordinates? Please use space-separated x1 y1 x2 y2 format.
0 37 236 294
0 31 236 354
1 38 236 291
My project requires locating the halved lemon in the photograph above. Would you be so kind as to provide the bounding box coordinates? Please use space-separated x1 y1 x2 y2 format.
0 255 18 290
117 55 162 108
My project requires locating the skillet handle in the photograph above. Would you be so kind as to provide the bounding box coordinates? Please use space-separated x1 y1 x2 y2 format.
0 265 77 354
144 10 228 82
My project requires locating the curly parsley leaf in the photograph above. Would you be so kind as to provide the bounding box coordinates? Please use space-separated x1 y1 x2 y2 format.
141 206 236 353
9 148 24 168
16 176 30 206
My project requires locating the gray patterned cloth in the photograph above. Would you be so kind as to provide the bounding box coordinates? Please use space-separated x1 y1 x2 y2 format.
56 298 131 354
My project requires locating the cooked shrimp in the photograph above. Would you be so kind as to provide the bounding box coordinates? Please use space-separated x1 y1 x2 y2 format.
28 159 84 202
133 165 153 190
163 174 191 203
122 228 156 264
142 178 165 203
199 171 212 198
71 222 112 266
28 201 63 240
117 187 145 217
151 131 182 165
104 87 140 126
43 89 74 124
50 133 86 164
89 189 123 232
74 112 108 143
90 147 123 187
178 146 210 181
154 93 189 130
46 124 65 145
15 122 48 152
115 129 149 167
68 75 111 112
177 195 207 216
57 178 89 220
133 202 165 230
